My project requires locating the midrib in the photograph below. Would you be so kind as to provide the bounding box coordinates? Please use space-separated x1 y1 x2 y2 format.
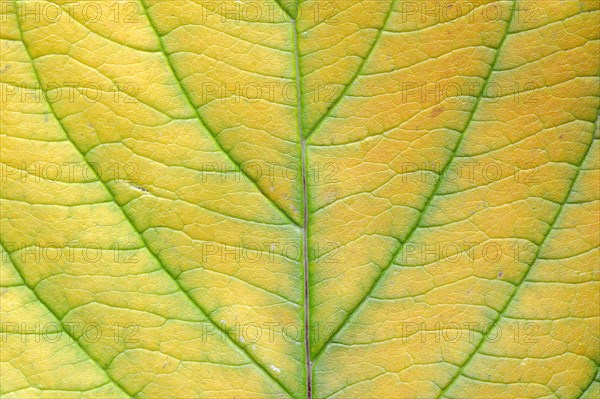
290 11 314 399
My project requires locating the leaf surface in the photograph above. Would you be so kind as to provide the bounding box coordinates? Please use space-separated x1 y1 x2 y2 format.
1 1 599 398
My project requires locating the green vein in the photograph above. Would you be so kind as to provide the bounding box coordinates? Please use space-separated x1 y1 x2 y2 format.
274 0 295 20
138 0 300 228
14 6 294 398
304 0 399 138
579 367 600 399
0 239 131 398
311 0 517 361
437 134 598 399
291 12 312 399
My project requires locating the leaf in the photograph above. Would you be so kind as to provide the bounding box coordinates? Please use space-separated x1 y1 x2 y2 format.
1 0 599 398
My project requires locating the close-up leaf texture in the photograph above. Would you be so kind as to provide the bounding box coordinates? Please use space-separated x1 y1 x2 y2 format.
0 0 599 398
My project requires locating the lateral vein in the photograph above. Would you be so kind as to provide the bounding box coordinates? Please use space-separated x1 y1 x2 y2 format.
14 3 294 397
312 0 517 362
138 0 301 227
0 239 132 398
437 121 599 398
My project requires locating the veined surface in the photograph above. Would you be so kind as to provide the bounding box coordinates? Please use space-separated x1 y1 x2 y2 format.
0 1 599 398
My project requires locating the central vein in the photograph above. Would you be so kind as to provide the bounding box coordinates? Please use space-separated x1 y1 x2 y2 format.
291 14 313 399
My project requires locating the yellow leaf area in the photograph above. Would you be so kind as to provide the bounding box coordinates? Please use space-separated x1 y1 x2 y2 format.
0 0 598 398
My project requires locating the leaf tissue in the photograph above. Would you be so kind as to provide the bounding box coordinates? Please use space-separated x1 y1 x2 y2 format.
0 1 599 398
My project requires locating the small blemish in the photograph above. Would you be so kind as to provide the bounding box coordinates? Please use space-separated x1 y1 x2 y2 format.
131 185 148 193
431 106 445 117
270 365 281 373
498 271 503 278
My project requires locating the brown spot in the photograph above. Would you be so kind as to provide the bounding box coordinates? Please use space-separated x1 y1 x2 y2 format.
431 106 444 117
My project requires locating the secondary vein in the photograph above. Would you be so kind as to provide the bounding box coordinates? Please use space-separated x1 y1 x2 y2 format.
138 0 300 228
137 0 297 396
304 0 399 139
312 0 517 362
437 133 598 399
15 3 294 397
0 239 132 398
